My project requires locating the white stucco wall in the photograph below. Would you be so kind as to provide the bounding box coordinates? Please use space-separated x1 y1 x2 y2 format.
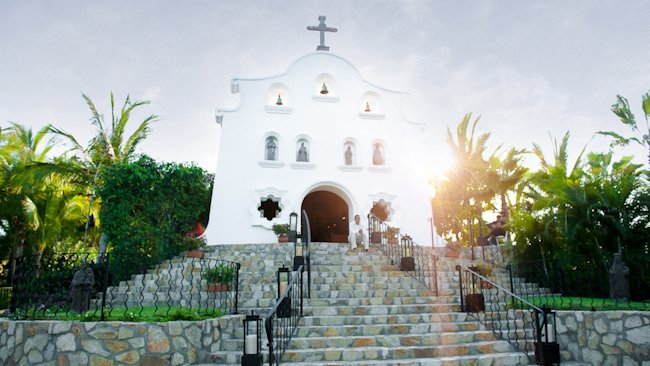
204 52 433 245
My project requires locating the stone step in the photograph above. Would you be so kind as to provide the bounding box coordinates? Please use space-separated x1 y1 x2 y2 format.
307 303 461 316
202 351 536 365
277 340 520 362
222 331 500 352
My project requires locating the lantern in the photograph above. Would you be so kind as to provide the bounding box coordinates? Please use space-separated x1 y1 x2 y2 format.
288 212 298 242
399 235 415 271
277 266 291 318
241 311 263 366
535 307 560 365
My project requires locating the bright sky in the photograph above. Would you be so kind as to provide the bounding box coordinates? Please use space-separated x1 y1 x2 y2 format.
1 1 649 173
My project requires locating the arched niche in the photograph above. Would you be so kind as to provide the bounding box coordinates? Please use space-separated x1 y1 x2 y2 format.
359 91 385 119
263 132 280 161
266 83 292 113
295 135 312 163
315 73 336 95
370 139 388 166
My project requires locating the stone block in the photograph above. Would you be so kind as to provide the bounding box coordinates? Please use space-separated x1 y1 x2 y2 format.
89 354 113 366
625 316 642 329
23 333 49 353
105 340 129 353
115 350 140 365
52 322 71 335
68 352 89 365
81 340 110 357
128 336 145 348
118 327 134 340
627 325 650 345
147 326 170 353
56 334 76 352
594 318 608 333
27 349 44 364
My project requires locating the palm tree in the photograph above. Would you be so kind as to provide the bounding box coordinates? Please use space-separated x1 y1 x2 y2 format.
0 123 57 282
49 92 159 256
598 90 650 166
487 147 528 220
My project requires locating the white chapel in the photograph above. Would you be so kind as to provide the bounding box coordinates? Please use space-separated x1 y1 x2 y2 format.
203 16 434 245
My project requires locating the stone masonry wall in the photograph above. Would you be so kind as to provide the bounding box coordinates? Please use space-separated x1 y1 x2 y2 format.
0 315 240 366
557 311 650 365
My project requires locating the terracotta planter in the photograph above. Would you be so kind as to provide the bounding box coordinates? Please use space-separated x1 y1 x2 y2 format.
208 283 229 292
278 235 289 243
186 250 204 258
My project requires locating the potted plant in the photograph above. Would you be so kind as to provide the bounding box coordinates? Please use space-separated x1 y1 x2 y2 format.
445 241 461 258
476 263 494 289
272 224 290 243
383 227 400 244
203 263 236 292
183 236 206 258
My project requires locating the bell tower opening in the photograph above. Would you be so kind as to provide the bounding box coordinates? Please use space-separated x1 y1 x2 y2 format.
301 190 349 242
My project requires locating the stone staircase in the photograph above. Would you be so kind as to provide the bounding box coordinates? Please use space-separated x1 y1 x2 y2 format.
202 242 537 365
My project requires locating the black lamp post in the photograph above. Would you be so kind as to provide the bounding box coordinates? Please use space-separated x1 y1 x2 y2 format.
277 265 291 318
288 212 298 242
293 237 304 271
241 311 263 366
289 212 304 271
534 307 560 365
399 235 415 271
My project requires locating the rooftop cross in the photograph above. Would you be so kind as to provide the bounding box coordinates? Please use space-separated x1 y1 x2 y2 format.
307 15 337 52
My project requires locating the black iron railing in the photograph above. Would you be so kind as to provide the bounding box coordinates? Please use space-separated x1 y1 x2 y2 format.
9 251 240 320
457 265 560 365
0 286 13 310
368 213 438 295
506 253 649 311
265 265 304 366
301 210 311 299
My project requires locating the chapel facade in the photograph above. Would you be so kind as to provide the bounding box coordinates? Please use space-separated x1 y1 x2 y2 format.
203 18 434 245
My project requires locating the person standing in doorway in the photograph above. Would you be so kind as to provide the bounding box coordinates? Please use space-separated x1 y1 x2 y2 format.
349 214 369 252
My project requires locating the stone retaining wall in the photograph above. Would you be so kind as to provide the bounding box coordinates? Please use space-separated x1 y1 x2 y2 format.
557 311 650 365
0 315 240 366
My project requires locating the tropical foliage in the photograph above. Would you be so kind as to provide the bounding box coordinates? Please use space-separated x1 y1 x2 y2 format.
99 155 212 283
1 92 212 288
433 101 649 300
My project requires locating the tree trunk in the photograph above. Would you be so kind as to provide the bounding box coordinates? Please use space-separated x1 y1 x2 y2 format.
8 218 25 286
96 232 108 261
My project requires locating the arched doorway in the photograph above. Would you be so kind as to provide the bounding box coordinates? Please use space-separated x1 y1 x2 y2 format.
301 190 349 242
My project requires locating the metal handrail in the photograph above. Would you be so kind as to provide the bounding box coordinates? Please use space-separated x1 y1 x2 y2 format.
301 209 311 299
457 264 558 365
264 265 304 366
367 213 438 295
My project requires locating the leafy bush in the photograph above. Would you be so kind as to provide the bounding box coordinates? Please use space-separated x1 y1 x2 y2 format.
99 155 212 284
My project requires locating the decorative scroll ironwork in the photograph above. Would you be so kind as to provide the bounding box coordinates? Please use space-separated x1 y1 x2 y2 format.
265 265 304 366
368 213 438 295
457 265 560 365
10 251 240 320
506 254 649 311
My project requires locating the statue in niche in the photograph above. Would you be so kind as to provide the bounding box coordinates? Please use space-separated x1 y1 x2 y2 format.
373 144 384 165
266 138 277 161
345 146 353 165
297 142 309 162
70 260 95 313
